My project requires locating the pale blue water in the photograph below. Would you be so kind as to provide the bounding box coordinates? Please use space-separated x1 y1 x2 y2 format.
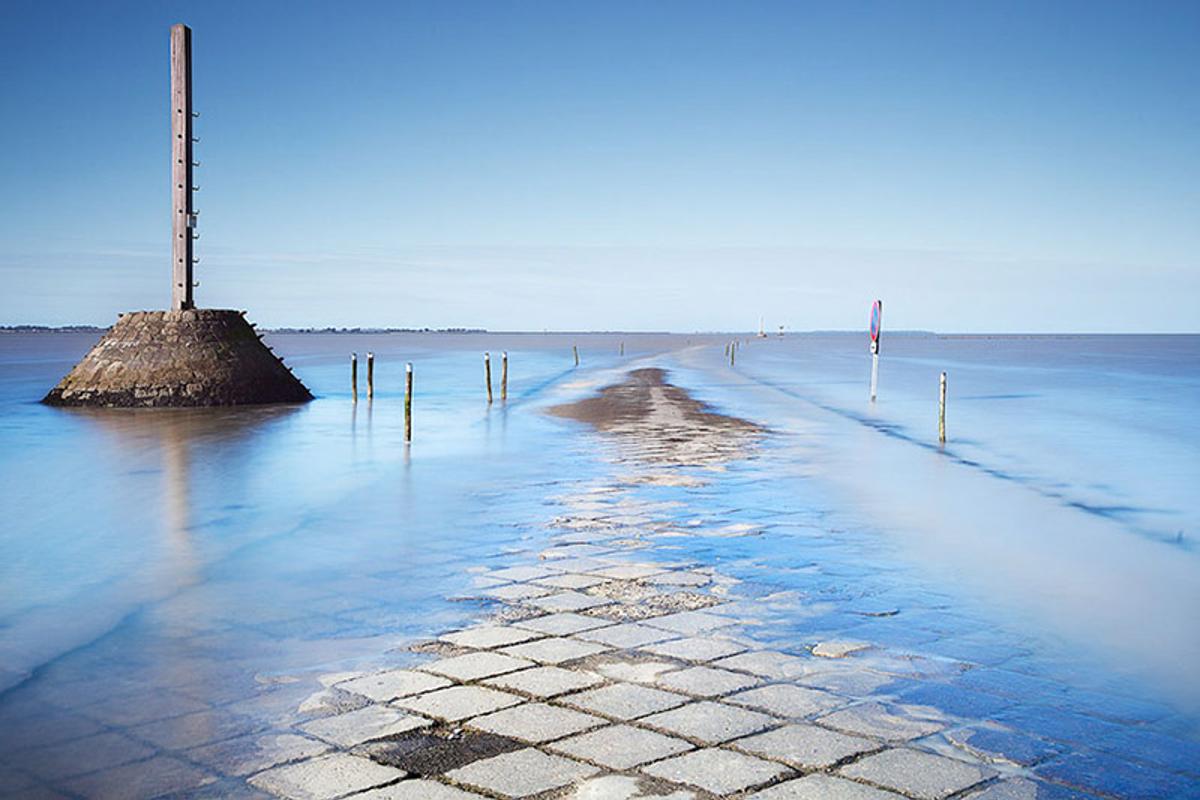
0 330 1197 795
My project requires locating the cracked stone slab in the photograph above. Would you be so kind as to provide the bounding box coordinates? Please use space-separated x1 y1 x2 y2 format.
528 591 613 613
641 700 779 744
483 583 557 602
712 651 815 680
394 686 524 722
590 564 668 580
299 705 430 747
488 565 565 582
336 670 453 703
644 611 736 636
576 623 679 649
563 683 690 720
641 637 747 663
818 703 946 742
535 574 607 590
349 778 487 798
249 753 406 800
640 747 790 795
482 666 604 699
445 747 598 798
592 658 681 684
514 613 612 636
467 702 605 743
943 726 1064 767
813 641 872 659
656 666 761 697
746 774 906 799
839 748 997 800
726 684 847 719
500 637 611 665
186 732 330 777
440 625 544 650
734 723 879 769
549 723 693 769
568 774 698 799
418 652 535 682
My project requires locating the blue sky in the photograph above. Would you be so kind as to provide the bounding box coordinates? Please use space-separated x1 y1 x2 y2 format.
1 0 1196 331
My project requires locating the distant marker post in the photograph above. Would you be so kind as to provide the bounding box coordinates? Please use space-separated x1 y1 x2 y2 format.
573 345 579 367
366 352 374 399
501 351 508 402
404 362 413 442
351 353 358 402
869 300 883 402
938 371 947 444
484 352 493 404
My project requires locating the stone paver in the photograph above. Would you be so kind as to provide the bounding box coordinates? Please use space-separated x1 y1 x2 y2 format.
642 636 747 662
839 748 997 800
593 659 679 684
726 684 847 718
746 774 906 799
249 753 404 800
734 723 879 769
570 774 699 799
186 732 330 777
418 652 534 682
499 637 610 665
813 640 872 658
482 666 604 698
656 666 760 697
645 611 735 636
576 622 678 649
299 705 430 747
337 669 452 703
641 747 790 795
20 731 156 780
591 563 667 580
818 703 946 742
394 685 523 722
528 591 612 613
713 651 814 680
445 747 598 798
549 723 693 769
535 573 606 590
564 682 690 720
642 700 779 744
488 565 563 582
467 702 605 743
349 778 486 798
440 625 543 650
513 612 611 635
484 583 556 602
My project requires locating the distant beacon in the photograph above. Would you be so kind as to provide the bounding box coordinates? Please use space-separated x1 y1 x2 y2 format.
43 24 311 408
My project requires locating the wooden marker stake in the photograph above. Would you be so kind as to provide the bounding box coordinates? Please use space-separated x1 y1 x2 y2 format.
351 353 358 402
404 362 413 442
366 352 374 399
730 341 736 366
573 345 579 367
620 341 624 356
501 351 508 402
938 371 947 444
484 352 493 404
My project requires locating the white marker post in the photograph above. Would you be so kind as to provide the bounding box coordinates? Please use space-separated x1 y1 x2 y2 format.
938 371 947 443
868 300 883 402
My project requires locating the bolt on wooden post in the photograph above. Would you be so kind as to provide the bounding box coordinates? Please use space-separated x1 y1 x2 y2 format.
366 352 374 399
938 371 947 443
484 352 493 404
501 351 508 402
350 353 358 402
170 23 195 310
404 362 413 442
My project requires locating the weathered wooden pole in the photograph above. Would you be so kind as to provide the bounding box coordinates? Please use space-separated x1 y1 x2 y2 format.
938 371 947 443
484 352 493 404
170 23 195 310
730 340 736 366
404 362 413 442
501 351 508 402
620 341 624 356
573 345 579 367
366 352 374 399
350 353 358 402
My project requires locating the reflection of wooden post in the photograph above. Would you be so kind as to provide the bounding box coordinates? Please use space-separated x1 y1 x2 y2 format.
405 363 413 441
938 371 947 443
501 351 508 402
366 352 374 399
484 352 493 404
351 353 358 401
170 24 195 310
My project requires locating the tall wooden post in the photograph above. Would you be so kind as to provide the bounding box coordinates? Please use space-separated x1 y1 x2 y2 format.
171 24 195 310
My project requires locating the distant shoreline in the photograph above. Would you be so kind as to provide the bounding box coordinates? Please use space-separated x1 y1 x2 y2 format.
1 326 1194 337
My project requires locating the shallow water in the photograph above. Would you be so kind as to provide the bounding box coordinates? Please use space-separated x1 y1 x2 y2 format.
0 330 1197 793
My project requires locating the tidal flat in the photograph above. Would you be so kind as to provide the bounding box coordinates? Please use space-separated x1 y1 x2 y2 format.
0 331 1197 798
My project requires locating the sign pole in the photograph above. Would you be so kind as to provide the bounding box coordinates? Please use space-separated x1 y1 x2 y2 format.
869 299 883 403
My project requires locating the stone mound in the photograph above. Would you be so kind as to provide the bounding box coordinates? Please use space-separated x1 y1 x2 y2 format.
43 309 312 407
